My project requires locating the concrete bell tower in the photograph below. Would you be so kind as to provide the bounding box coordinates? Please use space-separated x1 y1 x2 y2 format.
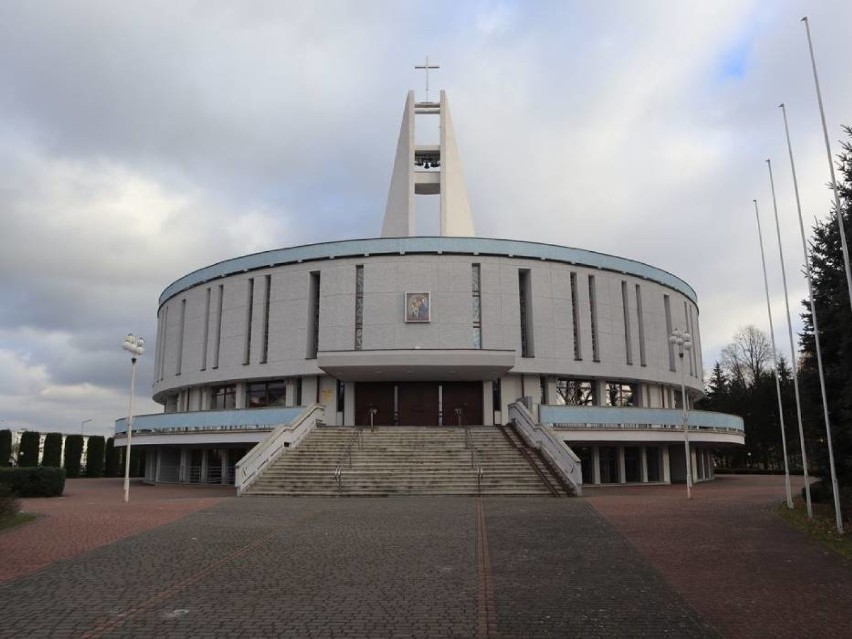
381 82 475 237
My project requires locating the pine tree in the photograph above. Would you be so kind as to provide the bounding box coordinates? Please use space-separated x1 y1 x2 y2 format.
799 125 852 487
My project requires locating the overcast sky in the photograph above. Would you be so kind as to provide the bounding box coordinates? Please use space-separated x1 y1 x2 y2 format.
1 0 850 436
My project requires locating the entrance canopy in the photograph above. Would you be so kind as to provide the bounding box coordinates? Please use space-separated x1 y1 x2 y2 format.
317 349 515 382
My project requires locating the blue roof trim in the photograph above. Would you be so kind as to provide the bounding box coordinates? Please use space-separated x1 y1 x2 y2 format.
539 406 743 431
159 236 697 306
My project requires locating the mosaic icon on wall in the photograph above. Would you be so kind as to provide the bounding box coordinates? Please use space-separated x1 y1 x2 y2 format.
405 292 431 323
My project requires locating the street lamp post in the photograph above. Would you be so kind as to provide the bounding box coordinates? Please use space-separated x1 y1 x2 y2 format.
669 329 693 499
121 334 145 503
81 418 92 436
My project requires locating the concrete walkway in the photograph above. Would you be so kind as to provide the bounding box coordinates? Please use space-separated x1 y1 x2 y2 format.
0 476 848 637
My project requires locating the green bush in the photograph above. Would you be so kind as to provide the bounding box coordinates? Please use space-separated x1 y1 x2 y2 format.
104 438 120 477
0 430 11 467
0 483 19 519
17 431 40 467
63 434 84 478
86 436 106 477
0 467 65 497
42 432 63 468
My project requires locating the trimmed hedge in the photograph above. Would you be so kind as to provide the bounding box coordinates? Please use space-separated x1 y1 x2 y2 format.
0 467 65 497
0 483 19 519
0 430 11 467
17 431 40 467
42 432 63 468
86 436 105 477
104 438 120 477
63 434 84 478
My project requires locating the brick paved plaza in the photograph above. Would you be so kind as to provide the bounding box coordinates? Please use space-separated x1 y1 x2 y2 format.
0 476 850 638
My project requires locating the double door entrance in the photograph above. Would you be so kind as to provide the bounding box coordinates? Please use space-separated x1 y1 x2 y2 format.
355 381 483 426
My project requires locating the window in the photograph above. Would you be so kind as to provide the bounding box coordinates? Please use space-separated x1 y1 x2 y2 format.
570 272 581 360
244 278 254 365
213 285 224 369
646 447 661 482
176 298 186 375
554 379 596 406
246 380 287 408
201 287 211 371
588 275 599 361
354 265 364 350
621 281 632 365
605 382 637 407
307 272 321 359
211 384 236 410
636 284 646 366
472 264 482 349
664 294 674 372
599 447 619 484
624 447 641 483
261 275 271 364
518 269 533 357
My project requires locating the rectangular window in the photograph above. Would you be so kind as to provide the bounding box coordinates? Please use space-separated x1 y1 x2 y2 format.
492 379 502 413
156 306 166 382
554 378 596 406
213 285 224 369
646 447 661 482
247 380 287 408
588 275 599 362
664 294 674 372
599 447 619 484
684 302 698 377
201 287 211 371
624 447 642 483
354 265 364 350
683 301 694 376
261 275 271 364
159 305 169 381
211 384 236 410
570 272 582 360
636 284 646 367
621 281 632 365
176 299 186 375
244 279 254 365
472 264 482 349
605 382 637 407
518 269 534 357
307 272 321 359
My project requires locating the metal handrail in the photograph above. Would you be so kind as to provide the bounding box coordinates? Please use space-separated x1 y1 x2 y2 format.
334 427 364 491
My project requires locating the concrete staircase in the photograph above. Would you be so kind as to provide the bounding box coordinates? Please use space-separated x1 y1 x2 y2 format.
243 425 566 496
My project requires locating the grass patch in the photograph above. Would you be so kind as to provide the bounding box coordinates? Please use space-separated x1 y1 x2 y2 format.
776 497 852 560
0 512 38 533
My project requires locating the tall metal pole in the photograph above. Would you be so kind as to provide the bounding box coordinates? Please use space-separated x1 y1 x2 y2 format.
767 159 813 518
752 199 793 509
802 16 852 315
780 104 844 533
123 356 137 504
680 347 693 500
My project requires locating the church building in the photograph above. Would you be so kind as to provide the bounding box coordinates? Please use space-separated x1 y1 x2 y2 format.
115 81 744 494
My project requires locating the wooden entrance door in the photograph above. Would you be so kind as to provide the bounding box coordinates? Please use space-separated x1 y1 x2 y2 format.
441 382 484 426
355 382 396 426
397 382 440 426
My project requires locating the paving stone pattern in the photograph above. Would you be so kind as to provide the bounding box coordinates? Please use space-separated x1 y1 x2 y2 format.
0 496 713 638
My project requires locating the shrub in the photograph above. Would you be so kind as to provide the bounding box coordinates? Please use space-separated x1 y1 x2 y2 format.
17 432 40 467
42 432 63 468
0 467 65 497
0 430 11 467
104 438 120 477
0 483 19 519
86 436 106 477
63 435 84 478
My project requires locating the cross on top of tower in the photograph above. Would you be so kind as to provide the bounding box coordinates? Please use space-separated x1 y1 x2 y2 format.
414 55 439 103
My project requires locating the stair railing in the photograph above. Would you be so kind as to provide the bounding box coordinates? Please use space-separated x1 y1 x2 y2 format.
334 427 363 492
236 404 325 496
508 401 582 496
465 424 484 494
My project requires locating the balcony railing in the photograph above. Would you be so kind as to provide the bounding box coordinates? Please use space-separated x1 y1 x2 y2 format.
539 405 744 433
115 406 308 435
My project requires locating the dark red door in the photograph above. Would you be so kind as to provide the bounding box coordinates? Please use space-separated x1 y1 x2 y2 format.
397 382 440 426
441 382 484 426
355 382 395 426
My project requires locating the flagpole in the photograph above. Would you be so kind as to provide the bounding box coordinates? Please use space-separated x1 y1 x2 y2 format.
802 16 852 315
780 103 844 533
752 199 793 509
766 158 813 518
